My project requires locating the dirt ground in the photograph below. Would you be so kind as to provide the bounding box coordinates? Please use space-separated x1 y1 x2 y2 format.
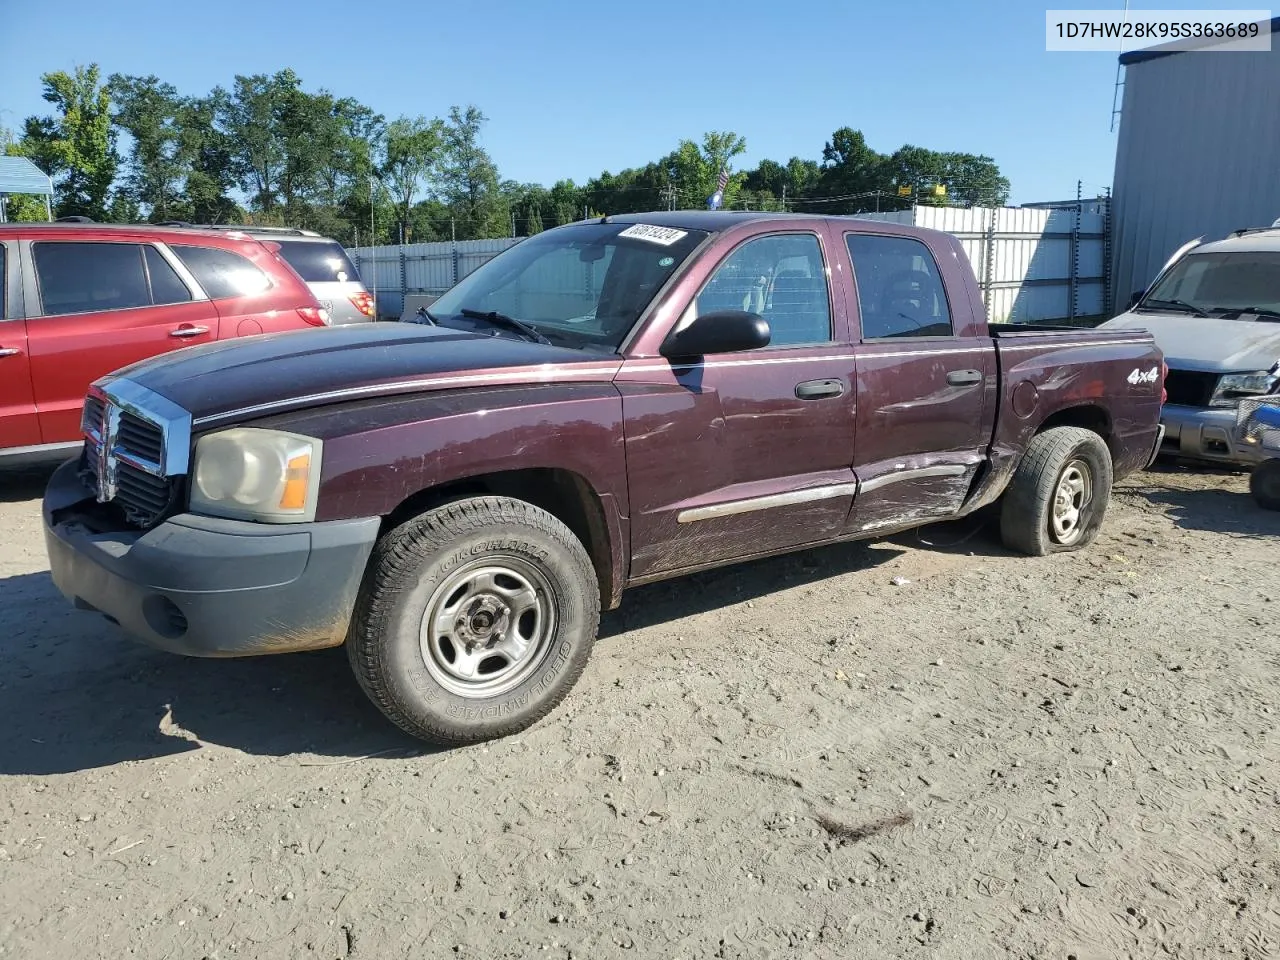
0 462 1277 960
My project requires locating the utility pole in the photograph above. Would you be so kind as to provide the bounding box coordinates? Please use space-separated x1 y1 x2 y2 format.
781 183 787 213
511 210 517 238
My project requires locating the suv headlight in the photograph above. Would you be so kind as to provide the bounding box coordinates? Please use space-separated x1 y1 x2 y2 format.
1210 371 1280 407
190 428 323 523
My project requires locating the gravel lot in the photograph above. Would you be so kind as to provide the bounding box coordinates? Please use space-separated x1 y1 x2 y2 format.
1 463 1277 960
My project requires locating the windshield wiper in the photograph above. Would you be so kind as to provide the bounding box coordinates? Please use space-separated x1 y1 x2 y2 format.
1210 306 1280 322
1140 298 1210 317
458 308 552 345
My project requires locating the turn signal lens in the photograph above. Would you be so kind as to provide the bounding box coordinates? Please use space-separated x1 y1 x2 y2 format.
279 453 312 510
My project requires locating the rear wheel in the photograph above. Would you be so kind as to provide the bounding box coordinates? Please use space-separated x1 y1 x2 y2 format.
1000 426 1113 556
1250 459 1280 511
347 496 601 744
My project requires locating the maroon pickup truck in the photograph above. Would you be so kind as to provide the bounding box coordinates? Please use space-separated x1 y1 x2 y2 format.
43 212 1165 744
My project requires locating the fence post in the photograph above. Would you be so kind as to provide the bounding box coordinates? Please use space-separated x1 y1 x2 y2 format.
451 240 459 287
982 208 997 322
1069 203 1081 321
1102 190 1113 316
398 245 407 305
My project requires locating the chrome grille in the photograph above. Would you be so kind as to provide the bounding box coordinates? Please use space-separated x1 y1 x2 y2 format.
80 382 191 529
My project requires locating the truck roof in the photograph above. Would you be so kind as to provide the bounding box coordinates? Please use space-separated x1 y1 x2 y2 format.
600 209 949 240
1194 227 1280 255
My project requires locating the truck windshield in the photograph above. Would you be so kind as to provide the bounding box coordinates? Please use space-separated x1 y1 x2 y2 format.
1141 251 1280 318
428 222 708 351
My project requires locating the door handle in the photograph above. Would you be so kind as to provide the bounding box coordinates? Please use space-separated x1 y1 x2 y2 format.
946 369 983 386
795 378 845 400
169 325 210 338
0 347 20 358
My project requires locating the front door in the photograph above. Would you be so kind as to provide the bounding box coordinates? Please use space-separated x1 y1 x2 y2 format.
619 229 859 579
0 239 40 449
836 229 996 534
24 239 217 443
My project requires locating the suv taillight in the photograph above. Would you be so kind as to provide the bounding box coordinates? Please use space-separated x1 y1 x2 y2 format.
1160 360 1168 405
297 306 330 327
350 291 375 318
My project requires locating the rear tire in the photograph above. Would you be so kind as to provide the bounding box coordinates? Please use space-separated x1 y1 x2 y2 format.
1250 459 1280 511
1000 426 1113 557
347 496 601 745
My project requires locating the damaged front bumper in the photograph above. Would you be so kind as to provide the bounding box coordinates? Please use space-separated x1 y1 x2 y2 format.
42 459 379 657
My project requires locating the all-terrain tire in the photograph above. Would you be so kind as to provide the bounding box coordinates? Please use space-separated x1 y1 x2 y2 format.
1000 426 1114 557
1250 458 1280 511
347 496 601 745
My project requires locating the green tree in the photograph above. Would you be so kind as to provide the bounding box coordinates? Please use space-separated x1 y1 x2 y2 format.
217 69 301 212
177 93 241 223
107 74 186 220
667 131 746 208
381 115 443 242
19 64 119 219
439 105 504 239
547 179 583 225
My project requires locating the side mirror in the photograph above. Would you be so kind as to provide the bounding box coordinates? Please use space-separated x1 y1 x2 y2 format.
659 310 771 360
1127 290 1145 310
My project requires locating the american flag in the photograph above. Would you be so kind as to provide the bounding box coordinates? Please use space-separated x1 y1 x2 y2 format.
707 167 731 210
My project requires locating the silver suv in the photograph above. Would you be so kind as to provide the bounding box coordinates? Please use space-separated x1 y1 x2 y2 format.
1102 227 1280 465
157 224 375 325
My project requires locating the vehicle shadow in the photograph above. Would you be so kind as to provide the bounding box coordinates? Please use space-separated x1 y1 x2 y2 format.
0 512 1007 776
1126 481 1280 538
0 571 426 776
599 515 1009 639
0 462 60 504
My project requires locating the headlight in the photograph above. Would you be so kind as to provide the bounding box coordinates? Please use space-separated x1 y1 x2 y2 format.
1210 371 1280 407
190 428 323 523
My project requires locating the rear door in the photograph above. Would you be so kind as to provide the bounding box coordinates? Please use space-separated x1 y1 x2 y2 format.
0 236 41 449
619 227 859 578
836 228 997 534
168 242 315 336
25 239 217 443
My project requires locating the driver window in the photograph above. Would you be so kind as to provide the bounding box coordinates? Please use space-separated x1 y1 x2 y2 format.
846 233 954 339
695 233 832 346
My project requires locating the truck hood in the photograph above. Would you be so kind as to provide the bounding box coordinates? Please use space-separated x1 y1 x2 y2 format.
1101 311 1280 373
102 323 621 424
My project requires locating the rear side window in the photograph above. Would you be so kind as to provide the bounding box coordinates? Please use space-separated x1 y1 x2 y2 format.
171 245 272 299
274 240 361 283
846 234 953 339
34 242 155 316
144 246 193 305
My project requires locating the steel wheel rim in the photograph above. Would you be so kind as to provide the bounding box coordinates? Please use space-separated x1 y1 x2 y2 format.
419 556 556 699
1050 459 1092 545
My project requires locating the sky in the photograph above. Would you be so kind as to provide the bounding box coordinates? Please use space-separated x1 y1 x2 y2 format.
0 0 1260 205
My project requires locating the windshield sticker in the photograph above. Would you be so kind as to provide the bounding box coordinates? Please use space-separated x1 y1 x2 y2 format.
658 256 675 267
618 224 689 246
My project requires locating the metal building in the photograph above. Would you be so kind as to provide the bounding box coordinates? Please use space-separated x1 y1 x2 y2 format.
1110 18 1280 309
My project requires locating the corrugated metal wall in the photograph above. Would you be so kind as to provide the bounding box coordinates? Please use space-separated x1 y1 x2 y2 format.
350 205 1109 324
1111 39 1280 305
857 202 1109 323
348 238 522 318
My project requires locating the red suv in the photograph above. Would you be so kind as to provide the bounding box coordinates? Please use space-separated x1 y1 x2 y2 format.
0 222 329 462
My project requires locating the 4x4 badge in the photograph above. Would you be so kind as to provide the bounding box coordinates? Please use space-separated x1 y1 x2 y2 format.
1127 366 1159 385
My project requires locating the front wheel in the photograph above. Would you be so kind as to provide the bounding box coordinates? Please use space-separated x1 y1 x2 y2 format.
1250 458 1280 511
1000 426 1114 556
347 496 601 744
